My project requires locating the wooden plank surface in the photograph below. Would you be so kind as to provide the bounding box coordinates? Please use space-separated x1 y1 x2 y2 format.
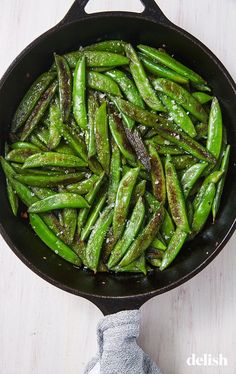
0 1 235 373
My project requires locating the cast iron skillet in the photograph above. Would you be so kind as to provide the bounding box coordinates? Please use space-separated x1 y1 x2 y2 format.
0 0 236 315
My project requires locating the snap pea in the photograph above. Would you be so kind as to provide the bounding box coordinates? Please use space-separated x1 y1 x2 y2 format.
160 228 188 270
192 92 212 104
54 54 72 122
61 123 88 162
138 44 206 85
160 209 175 243
109 95 135 130
159 93 197 137
171 155 197 170
81 193 107 241
193 170 223 211
107 142 121 204
29 134 48 151
84 40 126 54
118 206 163 267
6 148 39 163
153 78 208 122
131 180 146 207
125 43 164 111
165 155 190 233
86 205 113 272
147 138 184 155
14 172 85 187
11 72 56 133
88 71 122 96
11 142 41 151
22 152 87 169
192 183 216 236
114 255 147 274
207 97 222 160
181 163 207 197
112 98 216 164
191 82 211 92
73 56 87 130
28 193 89 213
124 127 151 171
31 187 55 199
109 112 136 164
11 163 65 176
94 102 110 173
29 213 81 266
20 81 58 141
66 174 98 194
62 51 129 69
47 101 62 150
87 91 99 158
108 196 145 268
34 126 50 145
212 145 230 221
149 144 166 204
113 167 139 240
151 237 167 251
139 54 189 84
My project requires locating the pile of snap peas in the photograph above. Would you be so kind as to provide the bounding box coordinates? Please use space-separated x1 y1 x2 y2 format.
1 40 230 274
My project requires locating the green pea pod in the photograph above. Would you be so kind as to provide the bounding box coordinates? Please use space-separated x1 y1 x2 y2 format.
11 72 56 133
11 142 41 151
118 206 163 267
28 193 89 213
29 213 81 266
192 92 212 104
165 155 190 233
105 69 144 108
86 205 113 272
171 155 197 170
114 255 147 274
61 123 88 162
108 196 145 268
6 148 39 163
12 163 65 176
131 180 146 207
54 54 72 122
160 209 175 244
47 101 62 150
109 112 136 164
112 98 215 164
147 139 183 155
20 81 58 141
62 208 77 245
191 82 211 92
152 78 208 122
14 172 86 187
84 40 126 54
113 167 139 240
77 172 105 234
88 71 122 96
192 182 216 235
73 56 87 130
124 127 151 171
61 51 129 69
181 163 207 197
160 228 188 271
22 152 87 169
138 44 206 85
151 237 167 251
66 174 98 194
6 179 18 216
87 91 99 158
125 44 164 111
149 144 166 204
81 193 107 241
145 191 161 211
31 187 55 199
212 145 230 221
159 93 197 137
109 95 135 130
207 97 222 160
139 54 189 84
95 102 110 173
107 142 121 204
193 170 223 210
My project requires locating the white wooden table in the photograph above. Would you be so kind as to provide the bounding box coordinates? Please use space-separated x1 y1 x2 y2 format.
0 1 235 373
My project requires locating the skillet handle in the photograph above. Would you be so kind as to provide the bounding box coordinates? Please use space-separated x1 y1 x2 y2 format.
60 0 170 25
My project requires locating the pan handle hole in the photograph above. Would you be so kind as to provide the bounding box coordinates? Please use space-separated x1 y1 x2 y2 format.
85 0 144 14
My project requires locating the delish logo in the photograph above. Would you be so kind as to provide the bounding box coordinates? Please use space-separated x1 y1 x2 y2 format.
186 353 228 367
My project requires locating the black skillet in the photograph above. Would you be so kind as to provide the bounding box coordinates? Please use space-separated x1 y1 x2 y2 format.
0 0 236 316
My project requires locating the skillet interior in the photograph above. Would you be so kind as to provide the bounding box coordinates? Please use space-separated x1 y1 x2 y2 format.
0 13 235 308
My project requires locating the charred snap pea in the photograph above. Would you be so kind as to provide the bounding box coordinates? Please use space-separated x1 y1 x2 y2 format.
160 228 188 270
11 72 56 133
131 179 146 206
6 148 39 163
14 172 85 187
152 78 208 122
171 155 197 170
87 91 99 158
193 170 223 211
149 144 166 204
113 167 139 240
181 163 207 197
62 50 129 69
22 152 87 169
20 81 58 141
124 127 151 171
138 44 206 85
84 40 126 54
165 155 190 233
207 97 223 160
108 196 145 268
95 102 110 173
86 205 113 272
88 71 122 97
47 101 62 150
54 54 72 122
107 142 121 204
125 44 164 112
81 193 107 241
66 174 98 194
73 56 87 130
28 193 89 213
